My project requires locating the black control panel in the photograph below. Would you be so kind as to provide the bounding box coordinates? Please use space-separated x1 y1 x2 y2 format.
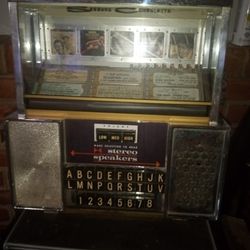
64 120 168 213
65 166 165 211
6 119 229 218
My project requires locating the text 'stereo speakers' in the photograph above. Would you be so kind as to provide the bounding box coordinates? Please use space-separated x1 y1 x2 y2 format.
6 0 231 220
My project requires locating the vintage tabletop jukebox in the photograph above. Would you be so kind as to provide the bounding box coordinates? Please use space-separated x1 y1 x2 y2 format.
4 0 231 249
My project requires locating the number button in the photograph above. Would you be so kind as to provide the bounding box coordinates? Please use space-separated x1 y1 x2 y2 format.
117 198 124 208
136 199 143 209
126 198 134 208
97 197 103 207
88 196 94 207
107 197 113 207
145 199 154 209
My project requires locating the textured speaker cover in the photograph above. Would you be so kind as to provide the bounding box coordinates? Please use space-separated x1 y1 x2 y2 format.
168 127 228 218
8 120 63 210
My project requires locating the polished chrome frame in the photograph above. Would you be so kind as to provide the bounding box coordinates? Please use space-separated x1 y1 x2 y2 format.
209 7 230 125
9 2 25 118
9 0 231 124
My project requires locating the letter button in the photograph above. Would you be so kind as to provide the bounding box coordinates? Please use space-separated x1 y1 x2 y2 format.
84 167 96 180
96 181 105 191
65 179 76 190
105 168 115 181
116 182 125 192
145 183 154 193
135 170 145 182
157 183 165 194
96 169 105 181
65 167 75 179
126 182 136 193
145 170 155 183
76 168 84 179
125 169 134 182
135 182 145 193
116 169 125 181
156 171 165 183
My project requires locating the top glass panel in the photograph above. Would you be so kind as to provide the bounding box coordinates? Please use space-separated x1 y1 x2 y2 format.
17 3 225 103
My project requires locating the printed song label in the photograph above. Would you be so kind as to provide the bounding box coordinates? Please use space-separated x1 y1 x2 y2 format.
44 69 88 83
99 71 142 85
96 85 143 98
153 87 199 101
153 73 199 87
39 82 84 96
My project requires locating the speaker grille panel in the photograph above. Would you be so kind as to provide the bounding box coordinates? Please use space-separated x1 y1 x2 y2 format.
8 120 63 210
168 127 228 217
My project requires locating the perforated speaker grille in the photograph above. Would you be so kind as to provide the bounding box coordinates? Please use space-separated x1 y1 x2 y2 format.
8 120 63 210
168 127 228 217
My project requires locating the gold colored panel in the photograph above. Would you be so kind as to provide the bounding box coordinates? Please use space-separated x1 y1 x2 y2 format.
26 109 209 126
24 95 212 106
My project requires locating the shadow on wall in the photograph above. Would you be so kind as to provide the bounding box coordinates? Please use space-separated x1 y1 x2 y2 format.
223 107 250 226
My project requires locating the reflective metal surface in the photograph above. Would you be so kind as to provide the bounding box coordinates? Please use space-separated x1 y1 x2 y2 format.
8 120 63 210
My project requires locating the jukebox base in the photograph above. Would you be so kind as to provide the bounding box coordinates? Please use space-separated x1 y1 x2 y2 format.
4 211 216 250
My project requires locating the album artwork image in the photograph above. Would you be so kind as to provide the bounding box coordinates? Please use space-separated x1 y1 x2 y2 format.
81 30 105 56
139 32 164 58
110 31 134 57
51 29 76 55
169 33 195 59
